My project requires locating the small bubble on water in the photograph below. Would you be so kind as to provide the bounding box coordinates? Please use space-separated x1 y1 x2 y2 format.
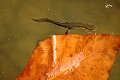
111 32 114 34
48 8 50 10
105 3 112 8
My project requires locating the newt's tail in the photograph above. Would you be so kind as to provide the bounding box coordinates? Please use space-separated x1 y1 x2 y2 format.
31 18 52 22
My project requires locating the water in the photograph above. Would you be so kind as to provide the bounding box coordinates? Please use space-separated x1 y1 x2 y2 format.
0 0 120 80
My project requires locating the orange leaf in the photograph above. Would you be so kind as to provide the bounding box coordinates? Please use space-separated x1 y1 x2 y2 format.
16 34 120 80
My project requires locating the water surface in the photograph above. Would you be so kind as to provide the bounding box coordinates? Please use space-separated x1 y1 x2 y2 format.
0 0 120 80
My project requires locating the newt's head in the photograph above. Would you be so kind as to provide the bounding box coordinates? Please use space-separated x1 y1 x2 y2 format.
85 24 96 31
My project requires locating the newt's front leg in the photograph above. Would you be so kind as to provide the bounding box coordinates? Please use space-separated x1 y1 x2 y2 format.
65 27 71 34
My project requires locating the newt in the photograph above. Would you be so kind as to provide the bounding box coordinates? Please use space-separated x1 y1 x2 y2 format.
31 18 96 34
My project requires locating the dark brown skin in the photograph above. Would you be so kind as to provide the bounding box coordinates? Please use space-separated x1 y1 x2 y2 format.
31 18 96 34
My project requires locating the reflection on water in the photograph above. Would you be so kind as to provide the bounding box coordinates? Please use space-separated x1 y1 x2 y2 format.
0 0 120 80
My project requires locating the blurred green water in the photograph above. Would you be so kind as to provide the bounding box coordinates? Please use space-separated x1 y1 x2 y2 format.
0 0 120 80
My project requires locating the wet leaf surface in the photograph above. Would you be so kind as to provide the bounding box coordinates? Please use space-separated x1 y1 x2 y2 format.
16 34 120 80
